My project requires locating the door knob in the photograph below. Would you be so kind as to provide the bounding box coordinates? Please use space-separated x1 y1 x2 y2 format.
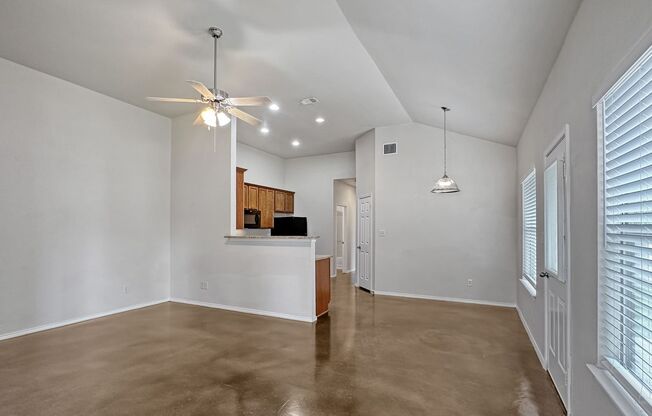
357 245 361 250
539 271 549 278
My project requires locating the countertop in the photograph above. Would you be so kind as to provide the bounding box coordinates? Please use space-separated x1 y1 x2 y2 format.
224 235 319 240
315 255 332 261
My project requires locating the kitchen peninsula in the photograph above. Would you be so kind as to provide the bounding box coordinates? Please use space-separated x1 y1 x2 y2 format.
224 234 331 320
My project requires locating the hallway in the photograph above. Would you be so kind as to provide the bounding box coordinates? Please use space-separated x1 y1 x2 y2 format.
0 273 564 415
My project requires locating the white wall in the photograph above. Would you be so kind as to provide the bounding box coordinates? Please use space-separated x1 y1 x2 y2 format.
170 115 317 321
355 130 375 198
333 180 357 273
0 58 171 338
373 122 517 305
284 152 356 271
236 142 286 190
515 1 652 414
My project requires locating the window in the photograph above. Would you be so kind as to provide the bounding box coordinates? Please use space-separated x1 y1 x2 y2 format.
522 170 537 290
598 45 652 412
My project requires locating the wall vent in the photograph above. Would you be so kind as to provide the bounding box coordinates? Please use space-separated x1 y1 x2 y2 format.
383 142 398 155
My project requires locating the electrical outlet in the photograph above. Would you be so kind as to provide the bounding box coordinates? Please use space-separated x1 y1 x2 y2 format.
200 281 208 290
466 279 473 287
122 285 129 294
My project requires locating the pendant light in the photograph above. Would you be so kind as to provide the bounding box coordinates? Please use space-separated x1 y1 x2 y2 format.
431 107 460 193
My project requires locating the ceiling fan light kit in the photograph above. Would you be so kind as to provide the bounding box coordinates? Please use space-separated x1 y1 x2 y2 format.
146 27 272 130
431 106 460 194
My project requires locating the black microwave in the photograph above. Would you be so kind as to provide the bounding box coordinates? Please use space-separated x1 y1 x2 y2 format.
244 209 261 228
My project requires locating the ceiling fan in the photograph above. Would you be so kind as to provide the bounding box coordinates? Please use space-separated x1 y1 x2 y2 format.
147 27 272 128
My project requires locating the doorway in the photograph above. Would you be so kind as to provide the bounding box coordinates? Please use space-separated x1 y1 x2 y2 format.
543 126 570 409
336 205 346 270
333 179 357 279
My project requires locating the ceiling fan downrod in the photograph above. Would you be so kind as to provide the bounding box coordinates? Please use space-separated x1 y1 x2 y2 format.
208 27 222 96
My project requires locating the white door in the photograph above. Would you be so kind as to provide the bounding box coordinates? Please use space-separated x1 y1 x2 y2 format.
336 206 345 270
357 196 372 291
543 134 569 408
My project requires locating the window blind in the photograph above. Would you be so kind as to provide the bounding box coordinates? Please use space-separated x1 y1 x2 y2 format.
522 170 537 288
600 45 652 411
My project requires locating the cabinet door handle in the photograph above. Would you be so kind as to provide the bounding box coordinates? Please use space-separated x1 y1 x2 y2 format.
539 271 549 278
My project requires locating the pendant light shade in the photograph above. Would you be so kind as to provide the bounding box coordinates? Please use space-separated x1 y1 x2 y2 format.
431 106 460 193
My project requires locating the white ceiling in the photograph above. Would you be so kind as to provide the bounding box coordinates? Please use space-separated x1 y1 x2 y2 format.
337 0 581 145
0 0 580 155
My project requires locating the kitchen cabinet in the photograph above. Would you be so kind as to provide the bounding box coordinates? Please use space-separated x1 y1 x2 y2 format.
248 186 259 210
316 257 331 317
274 191 285 213
236 167 246 229
285 193 294 213
259 188 275 229
236 166 296 229
273 190 295 214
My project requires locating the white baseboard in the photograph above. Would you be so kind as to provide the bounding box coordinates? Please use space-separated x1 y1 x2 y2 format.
330 272 337 278
0 298 170 341
170 297 316 323
517 306 546 369
373 290 516 308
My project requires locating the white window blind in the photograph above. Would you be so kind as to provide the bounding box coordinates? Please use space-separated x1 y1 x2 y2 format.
522 170 537 288
599 45 652 411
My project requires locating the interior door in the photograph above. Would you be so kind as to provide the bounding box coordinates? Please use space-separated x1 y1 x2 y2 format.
357 196 372 291
542 135 568 408
336 206 345 270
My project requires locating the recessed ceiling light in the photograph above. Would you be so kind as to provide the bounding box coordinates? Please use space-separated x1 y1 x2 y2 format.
315 117 325 124
291 139 301 147
269 103 280 111
260 127 270 134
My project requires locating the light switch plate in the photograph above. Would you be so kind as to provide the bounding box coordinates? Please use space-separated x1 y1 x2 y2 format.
379 229 386 237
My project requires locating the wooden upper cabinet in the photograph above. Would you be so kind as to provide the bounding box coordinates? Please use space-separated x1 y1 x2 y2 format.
285 193 294 213
258 188 274 228
243 184 249 209
248 186 259 210
274 191 285 213
236 167 247 229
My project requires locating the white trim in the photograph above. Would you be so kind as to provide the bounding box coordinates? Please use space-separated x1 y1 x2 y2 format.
517 306 547 369
170 298 316 323
373 290 515 308
588 364 648 416
344 268 356 273
542 124 572 410
0 299 170 341
520 278 537 298
592 28 652 107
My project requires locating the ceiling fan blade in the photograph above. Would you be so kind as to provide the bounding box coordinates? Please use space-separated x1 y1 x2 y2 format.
225 96 272 107
147 97 202 103
186 80 215 100
226 107 261 126
193 112 204 126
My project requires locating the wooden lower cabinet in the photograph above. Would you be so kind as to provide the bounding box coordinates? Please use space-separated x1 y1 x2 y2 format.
315 258 331 317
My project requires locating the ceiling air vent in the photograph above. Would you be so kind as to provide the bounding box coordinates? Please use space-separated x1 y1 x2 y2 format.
383 142 398 155
300 97 319 105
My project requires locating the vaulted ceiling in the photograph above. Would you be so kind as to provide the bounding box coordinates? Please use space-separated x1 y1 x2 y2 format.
0 0 581 157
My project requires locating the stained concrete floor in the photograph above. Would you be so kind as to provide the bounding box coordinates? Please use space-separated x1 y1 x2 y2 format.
0 273 564 415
